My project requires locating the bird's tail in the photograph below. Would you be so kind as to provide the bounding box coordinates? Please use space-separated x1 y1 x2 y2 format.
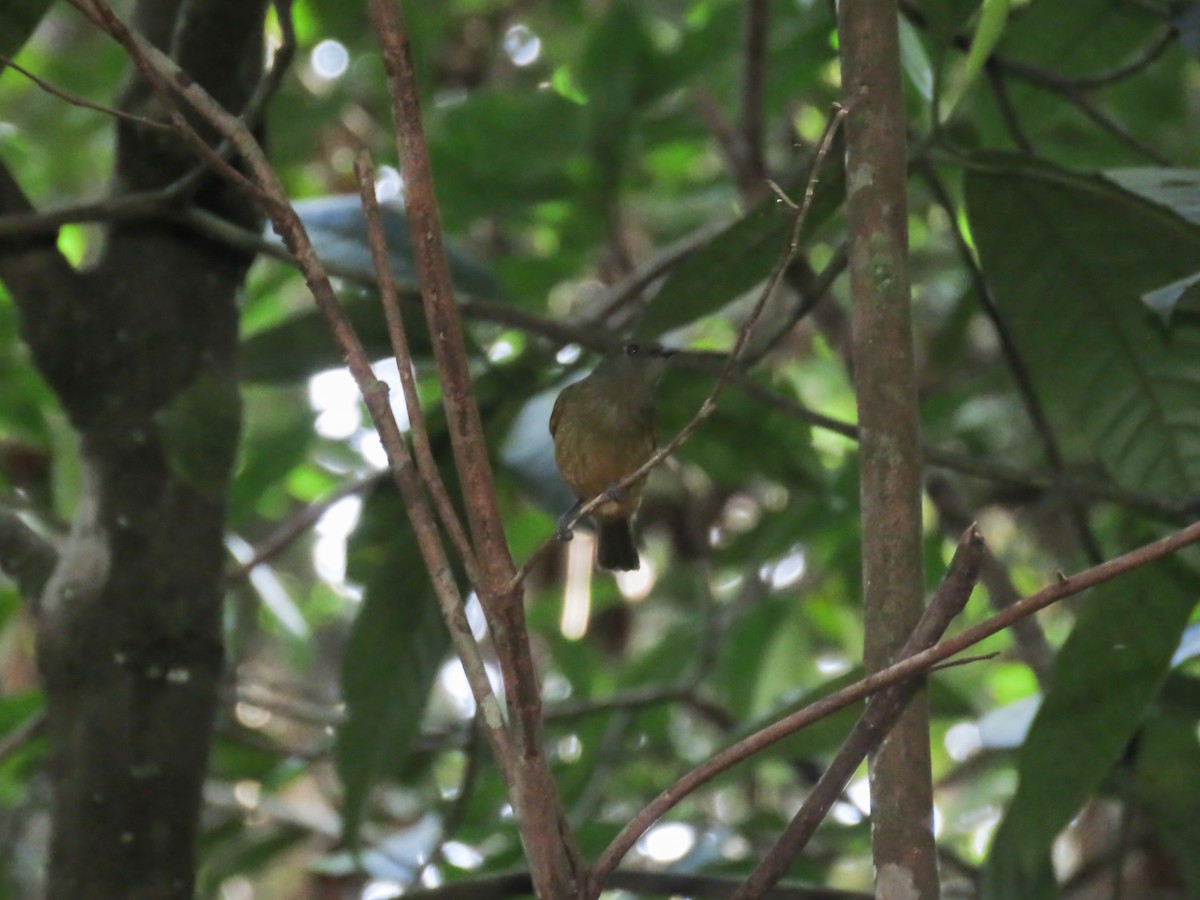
597 519 640 571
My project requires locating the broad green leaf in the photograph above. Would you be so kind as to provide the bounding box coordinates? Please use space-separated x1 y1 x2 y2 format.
335 485 452 848
965 153 1200 496
643 162 843 336
998 0 1160 78
1141 271 1200 327
1134 710 1200 894
981 568 1196 899
0 0 53 65
578 0 654 193
270 195 503 301
941 0 1009 119
428 89 588 223
228 387 314 524
1106 168 1200 225
1105 169 1200 324
899 16 935 102
240 289 429 384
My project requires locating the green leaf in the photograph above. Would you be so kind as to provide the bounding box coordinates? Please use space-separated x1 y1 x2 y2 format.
899 16 935 102
1141 271 1200 327
154 371 241 499
1134 710 1200 894
965 153 1200 496
229 387 314 524
578 0 654 191
0 0 53 64
981 568 1196 899
428 89 588 222
998 0 1160 78
335 485 451 849
644 163 843 336
941 0 1009 118
277 195 504 301
1106 168 1200 226
240 289 426 384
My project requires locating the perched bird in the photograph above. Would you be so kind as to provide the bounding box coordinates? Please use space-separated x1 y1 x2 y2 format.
549 343 675 571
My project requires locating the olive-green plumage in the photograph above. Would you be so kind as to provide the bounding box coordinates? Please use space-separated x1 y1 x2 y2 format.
550 343 673 571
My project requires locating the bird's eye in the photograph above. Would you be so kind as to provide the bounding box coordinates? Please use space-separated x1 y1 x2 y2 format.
624 343 640 357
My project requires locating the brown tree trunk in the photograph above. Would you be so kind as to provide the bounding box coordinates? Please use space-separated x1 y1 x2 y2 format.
0 1 268 895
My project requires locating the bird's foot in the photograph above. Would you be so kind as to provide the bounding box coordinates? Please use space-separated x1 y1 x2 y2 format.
556 502 583 543
603 483 628 503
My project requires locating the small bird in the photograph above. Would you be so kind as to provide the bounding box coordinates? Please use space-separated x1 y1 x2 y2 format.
549 342 675 571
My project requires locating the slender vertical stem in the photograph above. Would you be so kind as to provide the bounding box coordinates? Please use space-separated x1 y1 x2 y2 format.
366 2 584 895
740 0 769 192
837 4 940 898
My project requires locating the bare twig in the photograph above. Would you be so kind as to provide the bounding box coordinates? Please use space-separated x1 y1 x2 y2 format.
0 53 173 131
70 0 272 207
984 60 1034 153
354 152 481 584
593 516 1200 881
509 99 855 590
226 471 386 583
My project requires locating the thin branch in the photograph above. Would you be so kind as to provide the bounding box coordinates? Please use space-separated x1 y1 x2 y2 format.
984 60 1034 153
745 242 849 366
0 53 173 131
733 526 985 899
226 470 386 583
593 516 1200 881
354 152 481 584
927 475 1055 684
590 221 726 324
508 99 855 591
0 1 295 242
69 0 272 207
1024 26 1176 92
402 869 871 900
367 0 512 590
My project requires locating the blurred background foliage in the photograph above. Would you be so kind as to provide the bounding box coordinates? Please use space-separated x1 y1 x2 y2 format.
3 0 1200 897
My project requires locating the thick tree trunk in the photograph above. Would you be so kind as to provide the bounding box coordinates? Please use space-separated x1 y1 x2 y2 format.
0 1 268 895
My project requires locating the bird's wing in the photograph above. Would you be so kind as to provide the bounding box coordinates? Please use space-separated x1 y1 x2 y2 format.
549 390 564 438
